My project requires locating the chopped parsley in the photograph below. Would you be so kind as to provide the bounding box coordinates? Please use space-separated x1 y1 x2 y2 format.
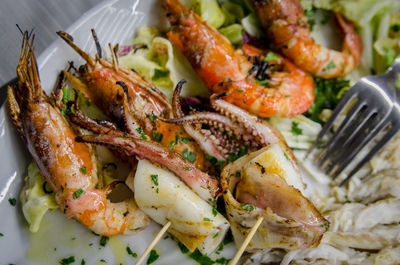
146 249 160 264
99 236 109 247
213 232 219 238
152 69 169 81
241 203 256 211
178 239 231 265
236 89 243 92
136 127 148 140
291 121 302 136
183 148 197 163
306 77 350 123
283 152 290 160
254 79 269 85
205 155 218 165
178 242 190 254
151 174 159 186
127 246 138 258
123 132 128 137
323 60 336 71
211 199 218 217
188 249 214 265
184 167 192 171
0 233 3 237
203 218 213 222
264 51 279 62
149 113 157 122
59 256 75 265
81 259 86 265
8 198 16 206
73 189 84 199
80 165 87 175
304 6 316 31
321 223 330 232
152 132 163 142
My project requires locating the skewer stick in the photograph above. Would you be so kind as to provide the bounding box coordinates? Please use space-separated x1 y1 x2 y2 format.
135 221 172 265
229 216 264 265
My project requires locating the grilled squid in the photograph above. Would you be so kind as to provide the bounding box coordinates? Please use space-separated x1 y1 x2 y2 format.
221 143 328 251
132 159 229 254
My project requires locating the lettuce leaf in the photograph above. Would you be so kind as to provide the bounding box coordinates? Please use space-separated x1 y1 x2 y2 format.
20 162 58 233
193 0 226 29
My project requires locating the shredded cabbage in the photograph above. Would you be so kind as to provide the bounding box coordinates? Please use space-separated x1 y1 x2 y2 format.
119 26 209 100
20 162 58 233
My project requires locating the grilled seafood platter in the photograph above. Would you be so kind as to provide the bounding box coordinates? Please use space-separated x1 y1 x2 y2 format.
3 0 400 264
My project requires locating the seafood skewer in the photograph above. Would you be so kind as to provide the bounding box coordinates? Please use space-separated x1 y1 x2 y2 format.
135 221 171 265
69 116 228 253
164 0 315 118
221 144 329 251
229 216 264 265
252 0 362 78
8 32 150 236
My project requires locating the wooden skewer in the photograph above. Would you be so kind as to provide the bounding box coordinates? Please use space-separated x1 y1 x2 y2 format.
135 221 172 265
229 216 264 265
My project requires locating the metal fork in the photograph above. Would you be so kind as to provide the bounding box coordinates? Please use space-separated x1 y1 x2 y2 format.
308 56 400 186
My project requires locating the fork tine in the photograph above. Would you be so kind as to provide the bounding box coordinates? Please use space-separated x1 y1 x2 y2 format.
326 111 389 177
339 122 399 186
307 88 358 157
318 97 365 169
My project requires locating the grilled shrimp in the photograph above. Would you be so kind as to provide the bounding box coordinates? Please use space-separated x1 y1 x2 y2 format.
164 0 315 117
8 33 149 236
253 0 362 78
57 31 208 171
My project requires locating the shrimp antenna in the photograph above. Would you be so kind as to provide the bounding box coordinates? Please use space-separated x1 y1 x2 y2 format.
91 28 102 58
57 31 95 66
109 43 119 71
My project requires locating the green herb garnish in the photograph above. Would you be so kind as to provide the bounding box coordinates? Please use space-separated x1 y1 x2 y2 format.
146 249 160 264
241 203 255 211
99 236 109 247
59 256 75 265
73 189 84 199
151 174 159 186
291 121 302 136
183 148 197 163
152 132 163 142
8 198 16 206
127 246 138 258
149 113 157 122
152 69 169 81
80 165 87 175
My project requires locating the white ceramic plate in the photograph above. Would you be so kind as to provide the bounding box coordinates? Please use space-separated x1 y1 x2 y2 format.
0 0 235 264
